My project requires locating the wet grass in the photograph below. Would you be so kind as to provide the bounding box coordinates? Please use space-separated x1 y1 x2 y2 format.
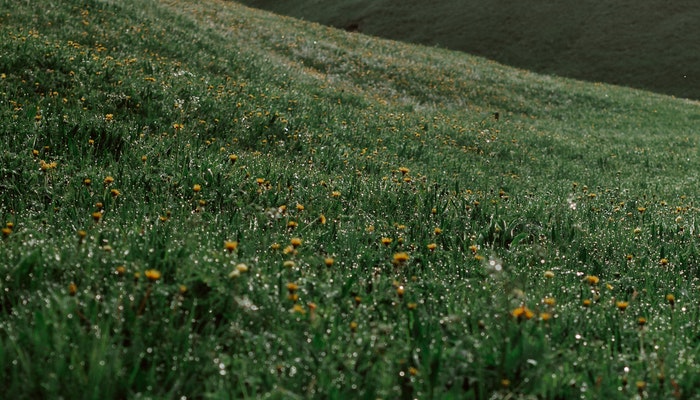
1 0 700 398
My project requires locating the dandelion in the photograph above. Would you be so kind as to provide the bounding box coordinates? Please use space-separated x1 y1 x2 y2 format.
77 230 87 242
295 203 304 211
224 240 238 252
228 269 240 279
319 214 326 224
666 294 675 309
396 286 405 298
1 227 11 238
582 299 592 307
145 269 161 282
469 244 479 253
543 297 556 306
236 263 249 273
544 270 555 279
434 227 442 235
103 176 114 185
381 237 393 246
637 207 646 213
68 282 78 296
349 321 358 332
283 260 295 268
633 227 642 235
393 252 409 265
105 113 113 122
141 155 147 162
115 265 126 276
290 237 302 248
354 296 362 305
228 154 238 164
179 285 188 295
287 220 298 229
39 160 57 171
331 191 341 198
427 243 437 251
283 246 296 255
626 254 634 261
398 166 410 175
511 305 535 321
270 243 280 250
637 317 647 327
585 275 600 286
292 304 305 314
660 258 669 266
540 312 552 322
193 184 201 192
83 178 91 186
110 189 120 198
92 211 102 222
408 367 419 376
407 302 417 310
324 257 334 267
616 301 629 311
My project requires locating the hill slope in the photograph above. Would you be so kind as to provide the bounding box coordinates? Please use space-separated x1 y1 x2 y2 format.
1 0 700 398
239 0 700 100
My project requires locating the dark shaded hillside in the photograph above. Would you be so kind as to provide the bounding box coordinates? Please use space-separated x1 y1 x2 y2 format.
238 0 700 100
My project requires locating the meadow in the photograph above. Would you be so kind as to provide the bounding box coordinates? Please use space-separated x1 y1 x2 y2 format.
1 0 700 398
239 0 700 101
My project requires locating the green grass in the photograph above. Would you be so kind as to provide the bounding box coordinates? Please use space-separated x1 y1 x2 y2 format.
1 0 700 398
239 0 700 101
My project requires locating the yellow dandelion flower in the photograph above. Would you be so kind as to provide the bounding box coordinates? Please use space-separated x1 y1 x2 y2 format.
666 294 675 309
283 260 296 268
511 305 535 321
381 237 393 246
290 237 302 248
295 203 304 211
270 243 280 250
660 258 669 266
236 263 248 273
83 178 91 186
324 257 335 267
68 282 78 296
292 304 305 314
637 207 646 213
1 227 11 238
179 285 188 295
407 302 417 310
286 282 299 293
349 321 358 332
408 367 419 376
544 270 555 279
77 230 87 241
585 275 600 286
540 312 552 322
354 296 362 305
193 184 201 192
283 246 295 255
141 155 147 162
224 240 238 252
398 166 410 175
105 114 113 122
392 252 409 265
543 297 556 306
144 269 161 282
396 286 405 297
616 301 629 311
287 220 298 229
110 189 120 198
229 154 238 163
115 265 126 276
469 244 479 253
637 317 647 327
582 299 592 307
319 214 327 224
103 176 114 185
427 243 437 251
91 211 102 222
331 191 341 198
434 227 442 235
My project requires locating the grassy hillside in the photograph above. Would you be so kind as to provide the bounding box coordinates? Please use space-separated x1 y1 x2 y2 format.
239 0 700 101
1 0 700 398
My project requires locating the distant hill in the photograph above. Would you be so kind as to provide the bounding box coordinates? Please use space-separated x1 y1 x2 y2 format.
238 0 700 100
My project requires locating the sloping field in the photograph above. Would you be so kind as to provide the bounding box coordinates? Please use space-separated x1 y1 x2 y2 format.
240 0 700 100
1 0 700 398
